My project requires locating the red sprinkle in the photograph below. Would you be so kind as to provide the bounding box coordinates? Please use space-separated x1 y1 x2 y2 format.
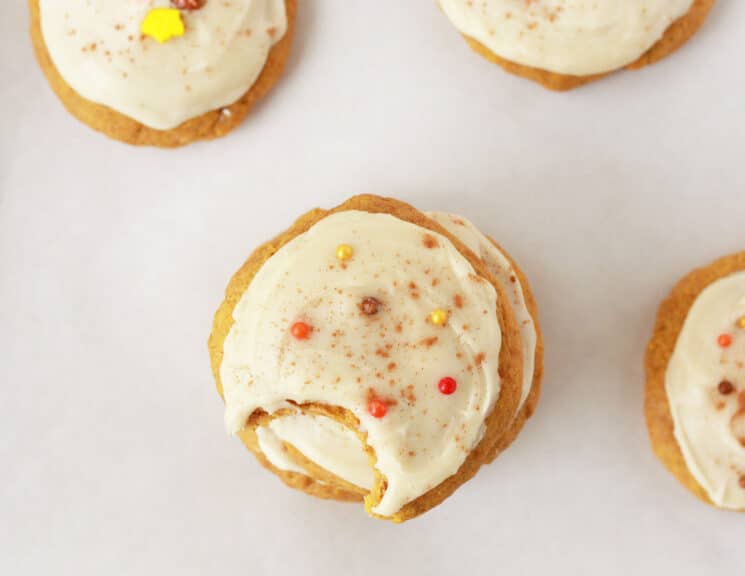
290 321 311 340
368 398 388 419
171 0 206 10
718 333 733 348
438 377 457 395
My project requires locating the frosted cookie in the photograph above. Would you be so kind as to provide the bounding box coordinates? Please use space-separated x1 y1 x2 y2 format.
29 0 295 146
645 252 745 512
208 195 543 522
438 0 715 91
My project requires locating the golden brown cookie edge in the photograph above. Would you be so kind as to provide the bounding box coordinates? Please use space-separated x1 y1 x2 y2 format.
644 251 745 511
463 0 715 91
484 236 544 460
28 0 296 147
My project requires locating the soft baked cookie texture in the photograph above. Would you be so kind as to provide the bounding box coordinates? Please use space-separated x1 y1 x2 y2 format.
645 252 745 512
29 0 296 147
439 0 715 91
209 195 544 522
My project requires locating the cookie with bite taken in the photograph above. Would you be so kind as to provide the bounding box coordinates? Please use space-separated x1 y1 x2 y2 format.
437 0 715 91
208 195 543 522
29 0 295 146
646 252 745 512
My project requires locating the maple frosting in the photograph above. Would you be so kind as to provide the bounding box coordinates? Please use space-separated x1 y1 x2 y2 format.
39 0 287 130
221 210 512 516
438 0 694 76
253 212 539 503
666 271 745 510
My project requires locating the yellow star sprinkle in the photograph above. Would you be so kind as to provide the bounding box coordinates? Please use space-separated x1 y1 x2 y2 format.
141 8 185 44
737 316 745 329
429 309 448 326
336 244 353 261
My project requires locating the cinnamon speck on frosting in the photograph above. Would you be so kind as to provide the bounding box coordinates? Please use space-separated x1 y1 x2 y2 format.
400 385 417 405
422 234 439 249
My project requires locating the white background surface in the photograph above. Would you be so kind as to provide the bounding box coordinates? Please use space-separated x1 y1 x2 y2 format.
1 2 744 575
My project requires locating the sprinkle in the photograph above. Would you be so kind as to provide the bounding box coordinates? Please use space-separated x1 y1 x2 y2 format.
718 380 735 395
336 244 353 261
171 0 206 10
359 297 381 316
141 8 184 44
737 316 745 329
368 398 388 419
438 377 457 395
740 475 745 489
290 321 311 340
429 309 448 326
718 334 733 348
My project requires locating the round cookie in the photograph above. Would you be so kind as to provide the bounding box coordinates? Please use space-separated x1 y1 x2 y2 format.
439 0 715 91
645 252 745 512
29 0 296 147
209 195 531 522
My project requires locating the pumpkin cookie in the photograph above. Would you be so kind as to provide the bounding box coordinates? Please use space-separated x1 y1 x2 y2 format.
29 0 295 146
645 252 745 512
438 0 715 91
208 195 543 522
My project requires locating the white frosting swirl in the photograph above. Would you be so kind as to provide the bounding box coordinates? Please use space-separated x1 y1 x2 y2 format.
438 0 694 75
221 210 505 516
666 271 745 510
39 0 287 129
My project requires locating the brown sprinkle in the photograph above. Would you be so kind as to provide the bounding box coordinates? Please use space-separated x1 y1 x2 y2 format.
359 297 381 316
718 380 735 395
